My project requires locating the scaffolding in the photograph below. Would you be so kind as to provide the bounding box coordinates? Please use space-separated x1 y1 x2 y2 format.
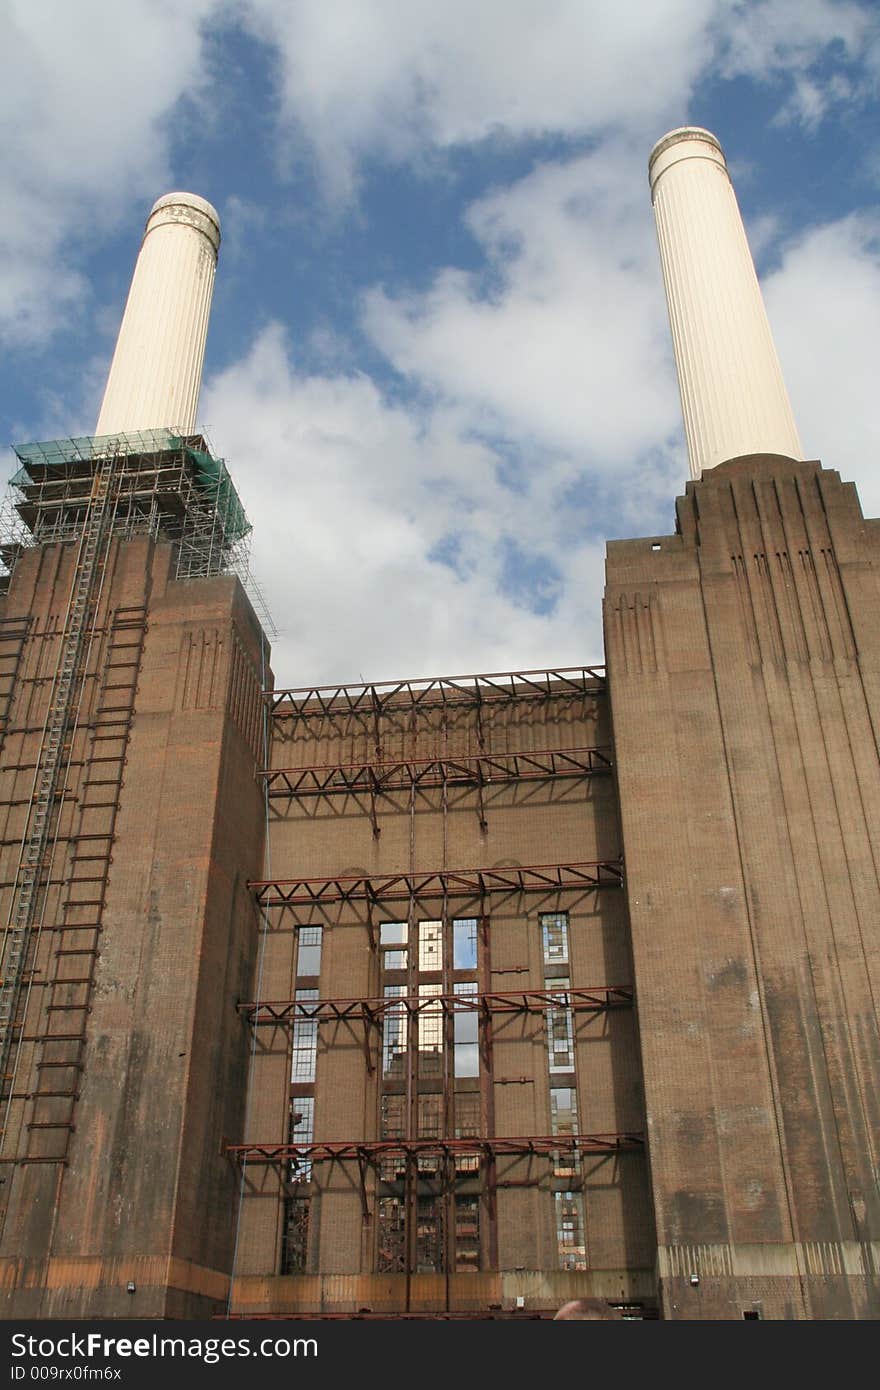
1 428 252 588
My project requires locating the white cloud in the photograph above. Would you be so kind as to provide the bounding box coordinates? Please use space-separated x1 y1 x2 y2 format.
201 324 609 686
362 142 682 467
240 0 717 200
765 211 880 516
0 0 217 343
240 0 878 200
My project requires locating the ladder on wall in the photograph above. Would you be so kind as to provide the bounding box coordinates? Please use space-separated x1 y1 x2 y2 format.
0 454 118 1150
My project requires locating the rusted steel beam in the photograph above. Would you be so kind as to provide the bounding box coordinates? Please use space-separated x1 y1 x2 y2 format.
226 1132 644 1166
260 745 613 798
237 984 634 1026
268 666 606 718
250 859 623 908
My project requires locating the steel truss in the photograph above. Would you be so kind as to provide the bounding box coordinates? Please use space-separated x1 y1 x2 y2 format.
238 984 633 1027
262 745 613 798
250 859 623 909
269 666 605 719
226 1133 644 1167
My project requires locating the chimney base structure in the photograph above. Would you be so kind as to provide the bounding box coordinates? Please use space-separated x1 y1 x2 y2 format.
604 454 880 1319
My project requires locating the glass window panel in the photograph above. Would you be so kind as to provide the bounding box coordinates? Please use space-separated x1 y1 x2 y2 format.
453 918 478 971
288 1095 314 1181
555 1191 587 1271
380 922 408 971
540 912 569 966
296 925 322 977
380 1093 406 1181
280 1196 309 1274
550 1085 579 1177
377 1197 406 1273
455 1195 480 1272
382 985 407 1076
419 920 443 972
546 976 575 1073
380 922 408 945
454 1092 481 1172
418 983 443 1052
416 1197 445 1273
550 1086 579 1136
417 1093 443 1170
454 1092 480 1138
454 981 479 1078
291 989 319 1082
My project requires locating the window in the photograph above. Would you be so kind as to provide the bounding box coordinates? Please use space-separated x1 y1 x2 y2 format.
546 976 575 1073
291 989 319 1082
296 925 322 977
455 1196 480 1271
417 1093 443 1171
380 1093 405 1181
540 912 569 966
380 921 408 971
454 1091 481 1173
453 981 479 1077
555 1191 587 1271
377 1197 406 1273
453 918 478 971
419 919 443 972
280 1196 309 1274
418 983 443 1075
281 1096 314 1272
416 1196 445 1273
382 985 407 1076
550 1085 579 1176
288 1095 314 1181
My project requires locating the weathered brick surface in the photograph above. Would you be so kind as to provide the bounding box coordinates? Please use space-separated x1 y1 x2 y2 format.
0 537 269 1318
238 676 655 1314
605 456 880 1320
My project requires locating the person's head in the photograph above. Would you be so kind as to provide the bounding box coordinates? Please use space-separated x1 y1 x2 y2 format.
553 1297 618 1320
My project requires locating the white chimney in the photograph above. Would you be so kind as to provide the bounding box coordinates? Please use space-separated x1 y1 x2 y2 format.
95 192 221 438
649 127 802 479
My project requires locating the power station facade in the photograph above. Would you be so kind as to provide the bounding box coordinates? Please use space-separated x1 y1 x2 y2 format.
0 132 877 1321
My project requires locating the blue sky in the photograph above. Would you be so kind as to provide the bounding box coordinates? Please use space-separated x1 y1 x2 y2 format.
1 1 879 686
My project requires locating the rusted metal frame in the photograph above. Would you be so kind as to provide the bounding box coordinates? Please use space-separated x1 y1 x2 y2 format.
361 1002 377 1076
475 761 488 832
356 1148 371 1220
365 896 376 953
367 764 380 840
370 685 383 761
261 744 613 799
268 666 607 718
238 984 633 1026
250 858 624 907
225 1132 644 1165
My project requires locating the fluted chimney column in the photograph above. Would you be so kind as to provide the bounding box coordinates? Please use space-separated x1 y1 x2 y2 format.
95 192 220 437
649 127 802 478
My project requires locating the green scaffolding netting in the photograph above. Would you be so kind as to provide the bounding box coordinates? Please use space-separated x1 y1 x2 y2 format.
10 429 251 542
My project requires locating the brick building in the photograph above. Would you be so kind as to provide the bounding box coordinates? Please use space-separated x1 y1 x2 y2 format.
0 133 878 1320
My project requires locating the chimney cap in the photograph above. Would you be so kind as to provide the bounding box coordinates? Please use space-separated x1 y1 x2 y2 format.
648 127 727 198
145 191 221 255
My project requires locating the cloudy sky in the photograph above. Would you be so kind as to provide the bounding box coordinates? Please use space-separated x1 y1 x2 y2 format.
1 1 878 687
